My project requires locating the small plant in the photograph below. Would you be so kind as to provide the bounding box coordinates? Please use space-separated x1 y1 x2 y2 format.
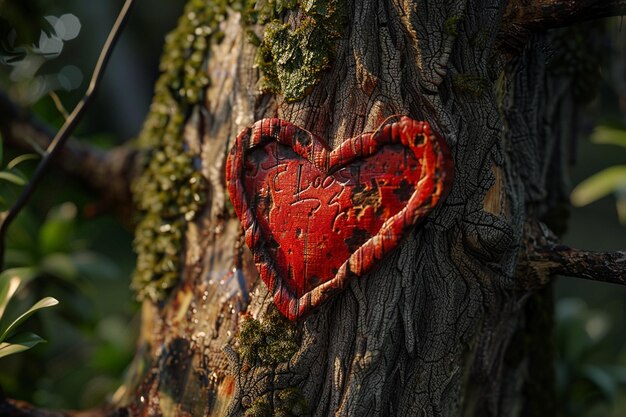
0 269 58 359
571 126 626 224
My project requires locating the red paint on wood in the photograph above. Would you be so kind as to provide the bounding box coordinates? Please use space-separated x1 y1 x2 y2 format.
226 116 454 320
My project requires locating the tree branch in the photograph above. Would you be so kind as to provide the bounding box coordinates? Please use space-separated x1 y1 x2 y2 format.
0 0 136 270
0 397 116 417
547 247 626 285
0 92 137 209
501 0 626 51
519 221 626 288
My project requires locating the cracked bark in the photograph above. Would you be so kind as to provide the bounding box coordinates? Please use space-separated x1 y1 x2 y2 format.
67 1 622 417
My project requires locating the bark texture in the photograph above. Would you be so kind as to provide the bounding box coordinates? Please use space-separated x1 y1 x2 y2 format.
118 1 606 416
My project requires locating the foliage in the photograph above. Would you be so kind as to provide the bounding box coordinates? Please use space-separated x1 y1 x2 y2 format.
0 270 57 359
0 136 39 209
556 299 626 417
0 126 135 408
0 0 166 407
0 0 54 64
0 200 136 408
571 126 626 224
0 2 83 104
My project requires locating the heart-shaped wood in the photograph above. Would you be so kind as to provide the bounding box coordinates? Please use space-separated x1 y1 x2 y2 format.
226 116 453 320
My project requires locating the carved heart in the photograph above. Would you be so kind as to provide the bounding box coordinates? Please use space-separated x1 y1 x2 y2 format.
226 116 453 320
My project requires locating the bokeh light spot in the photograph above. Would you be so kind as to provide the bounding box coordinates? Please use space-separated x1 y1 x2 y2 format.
58 65 83 91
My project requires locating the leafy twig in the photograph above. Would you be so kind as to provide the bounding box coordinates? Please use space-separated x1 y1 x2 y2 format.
0 0 136 270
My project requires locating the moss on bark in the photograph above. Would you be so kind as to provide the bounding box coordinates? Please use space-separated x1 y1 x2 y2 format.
251 0 346 102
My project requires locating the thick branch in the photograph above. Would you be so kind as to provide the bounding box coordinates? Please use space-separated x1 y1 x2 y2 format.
520 221 626 288
501 0 626 51
546 247 626 284
0 92 137 209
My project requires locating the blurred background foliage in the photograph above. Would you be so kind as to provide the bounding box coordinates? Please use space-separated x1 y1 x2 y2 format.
0 0 624 415
555 16 626 417
0 0 185 408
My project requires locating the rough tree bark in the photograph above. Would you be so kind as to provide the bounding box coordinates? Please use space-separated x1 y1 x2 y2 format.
5 0 624 416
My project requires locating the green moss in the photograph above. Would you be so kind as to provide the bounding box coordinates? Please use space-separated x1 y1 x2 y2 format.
252 0 345 102
243 386 308 416
244 397 272 417
131 0 236 301
238 305 299 366
451 73 490 98
443 14 463 37
238 306 306 416
275 388 308 416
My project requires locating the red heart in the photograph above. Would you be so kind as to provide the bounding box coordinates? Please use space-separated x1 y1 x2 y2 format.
226 116 453 320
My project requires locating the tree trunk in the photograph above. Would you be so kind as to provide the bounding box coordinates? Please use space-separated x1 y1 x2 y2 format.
115 1 617 416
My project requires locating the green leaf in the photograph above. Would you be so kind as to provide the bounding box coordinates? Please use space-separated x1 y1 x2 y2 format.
0 133 3 166
6 210 39 254
7 153 39 170
3 248 36 267
0 297 58 343
41 253 79 281
0 170 27 186
607 366 626 384
582 365 618 402
71 251 121 281
591 126 626 148
0 274 20 320
571 166 626 207
0 332 46 359
39 203 77 255
0 267 38 318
